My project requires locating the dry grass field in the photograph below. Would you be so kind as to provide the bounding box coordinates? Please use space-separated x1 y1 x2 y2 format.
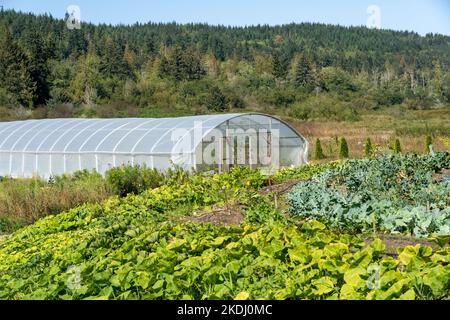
287 106 450 160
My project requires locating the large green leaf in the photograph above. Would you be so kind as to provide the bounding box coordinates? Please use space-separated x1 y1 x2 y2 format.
340 284 362 300
344 268 366 288
312 277 335 296
423 265 450 297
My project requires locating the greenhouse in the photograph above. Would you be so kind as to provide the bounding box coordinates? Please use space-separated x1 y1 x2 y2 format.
0 113 308 178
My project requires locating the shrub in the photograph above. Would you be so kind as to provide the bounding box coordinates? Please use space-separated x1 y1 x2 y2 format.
259 87 297 108
229 95 246 109
440 136 450 151
425 134 433 154
243 195 286 225
339 138 349 159
105 165 164 196
364 138 373 158
320 67 358 92
314 138 325 160
290 95 360 122
394 138 402 154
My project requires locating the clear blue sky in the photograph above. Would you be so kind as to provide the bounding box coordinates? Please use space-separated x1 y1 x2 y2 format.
2 0 450 35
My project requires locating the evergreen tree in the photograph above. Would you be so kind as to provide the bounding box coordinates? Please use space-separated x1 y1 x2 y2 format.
69 53 101 105
425 134 433 154
339 138 349 159
0 28 36 107
294 54 315 89
144 36 156 56
159 46 205 81
364 138 373 157
209 36 225 61
48 58 76 103
168 46 186 81
63 26 87 57
272 51 288 79
183 48 206 81
315 138 325 160
22 30 51 105
393 138 402 154
204 86 227 112
100 36 133 79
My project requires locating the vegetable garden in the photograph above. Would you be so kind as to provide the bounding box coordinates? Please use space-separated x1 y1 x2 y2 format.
0 154 449 300
288 152 450 237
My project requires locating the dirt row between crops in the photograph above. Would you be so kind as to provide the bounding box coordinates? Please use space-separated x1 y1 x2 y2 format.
363 234 441 257
177 179 301 227
178 177 448 256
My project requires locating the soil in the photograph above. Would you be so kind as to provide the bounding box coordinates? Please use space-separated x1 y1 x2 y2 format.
179 180 303 227
259 180 301 196
177 204 245 227
432 168 450 182
364 234 442 257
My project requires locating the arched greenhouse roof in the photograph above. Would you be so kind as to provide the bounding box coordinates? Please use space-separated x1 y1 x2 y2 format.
0 113 307 155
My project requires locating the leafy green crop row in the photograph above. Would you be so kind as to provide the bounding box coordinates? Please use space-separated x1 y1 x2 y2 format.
288 152 450 237
272 161 341 184
1 199 450 300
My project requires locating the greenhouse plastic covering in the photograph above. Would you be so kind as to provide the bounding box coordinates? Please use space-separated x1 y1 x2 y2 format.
0 113 308 178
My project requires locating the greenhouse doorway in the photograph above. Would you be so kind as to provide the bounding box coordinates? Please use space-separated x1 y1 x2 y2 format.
218 130 273 173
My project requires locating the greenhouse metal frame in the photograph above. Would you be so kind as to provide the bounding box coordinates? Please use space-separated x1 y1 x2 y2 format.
0 113 308 178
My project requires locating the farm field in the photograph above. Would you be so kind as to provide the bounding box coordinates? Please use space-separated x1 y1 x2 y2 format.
0 6 449 302
0 153 449 300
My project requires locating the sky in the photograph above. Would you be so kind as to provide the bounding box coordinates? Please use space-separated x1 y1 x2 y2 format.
2 0 450 36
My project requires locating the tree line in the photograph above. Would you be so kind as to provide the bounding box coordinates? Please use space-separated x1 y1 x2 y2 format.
0 10 449 120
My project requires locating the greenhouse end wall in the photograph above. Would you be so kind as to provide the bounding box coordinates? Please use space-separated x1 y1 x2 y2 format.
195 114 308 172
0 114 308 178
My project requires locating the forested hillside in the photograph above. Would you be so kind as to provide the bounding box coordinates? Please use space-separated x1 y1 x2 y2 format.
0 10 449 120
